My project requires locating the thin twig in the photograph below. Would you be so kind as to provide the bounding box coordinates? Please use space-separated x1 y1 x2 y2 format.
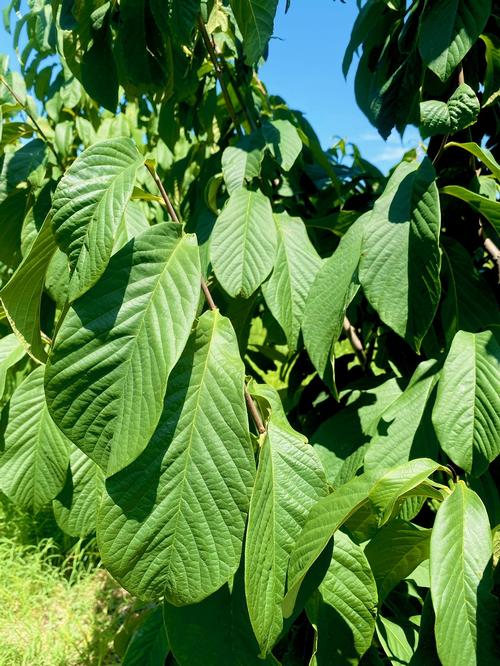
147 164 267 435
215 43 258 132
0 75 64 170
343 317 367 368
145 163 179 223
197 17 242 137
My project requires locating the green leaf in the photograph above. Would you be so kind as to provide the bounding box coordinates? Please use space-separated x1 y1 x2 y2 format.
432 329 500 477
376 615 416 665
262 119 302 171
430 481 498 666
303 216 364 391
210 187 277 298
364 360 441 473
480 33 500 107
359 158 441 350
122 606 169 666
221 136 264 194
441 238 500 341
0 367 70 512
420 84 480 138
365 519 431 603
97 310 254 603
285 459 445 614
51 137 144 302
229 0 279 65
441 185 500 234
0 215 57 362
53 444 104 538
45 223 201 475
418 0 492 82
445 141 500 179
163 576 278 666
311 376 404 486
306 531 378 666
0 333 25 399
81 25 118 112
245 383 327 654
262 212 321 351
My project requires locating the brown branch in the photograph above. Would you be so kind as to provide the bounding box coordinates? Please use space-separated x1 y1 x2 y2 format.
197 17 242 137
343 317 367 368
0 75 64 171
147 164 267 435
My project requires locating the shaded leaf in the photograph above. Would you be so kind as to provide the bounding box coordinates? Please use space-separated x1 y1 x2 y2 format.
229 0 279 65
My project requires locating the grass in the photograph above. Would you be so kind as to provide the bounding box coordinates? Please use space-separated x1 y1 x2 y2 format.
0 495 132 665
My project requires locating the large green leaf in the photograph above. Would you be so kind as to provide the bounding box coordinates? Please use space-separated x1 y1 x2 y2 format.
307 531 377 666
303 216 364 390
97 310 254 603
221 136 264 194
420 85 480 138
445 141 500 179
51 137 144 301
45 223 201 475
229 0 279 65
53 444 104 538
432 329 500 477
245 383 327 654
163 576 278 666
418 0 491 82
311 376 404 486
285 459 444 614
376 614 417 665
364 360 441 473
365 519 431 603
480 33 500 107
441 185 500 234
0 215 57 362
262 212 321 351
210 187 276 298
0 333 25 398
430 482 498 666
0 367 70 512
262 120 302 171
122 606 169 666
359 158 441 350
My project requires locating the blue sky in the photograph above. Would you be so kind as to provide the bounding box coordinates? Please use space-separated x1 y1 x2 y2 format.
0 0 421 168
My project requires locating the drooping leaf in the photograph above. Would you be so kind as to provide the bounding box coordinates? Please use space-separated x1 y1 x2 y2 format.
0 333 25 398
210 187 277 298
98 310 254 603
420 84 480 138
229 0 279 65
418 0 492 82
122 606 169 666
262 212 321 351
45 223 201 475
0 366 70 512
245 382 327 654
432 329 500 477
0 215 57 362
53 444 104 538
445 141 500 180
430 481 499 666
221 135 264 194
441 185 500 235
51 137 144 301
364 360 441 473
303 216 364 391
359 158 441 350
262 119 302 171
285 459 445 614
306 531 378 666
365 519 431 603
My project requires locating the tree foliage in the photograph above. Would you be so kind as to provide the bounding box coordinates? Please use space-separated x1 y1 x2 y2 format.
0 0 499 663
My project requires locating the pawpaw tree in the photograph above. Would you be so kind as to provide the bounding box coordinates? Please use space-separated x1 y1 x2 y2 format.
0 1 499 664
